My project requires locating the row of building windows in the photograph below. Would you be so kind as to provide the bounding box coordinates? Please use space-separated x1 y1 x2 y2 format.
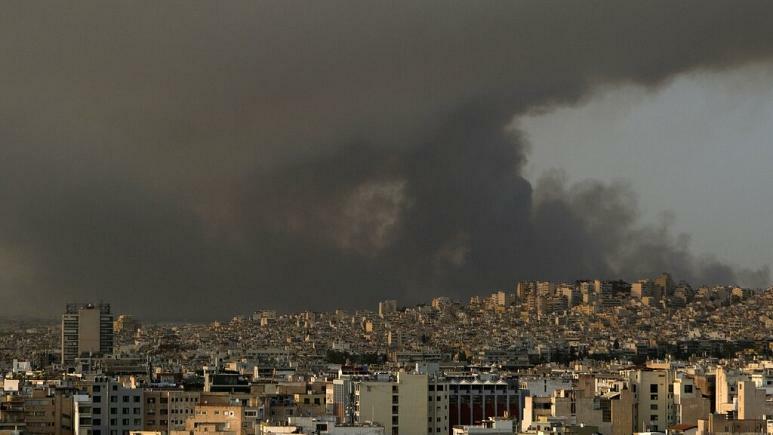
91 418 141 426
91 407 140 415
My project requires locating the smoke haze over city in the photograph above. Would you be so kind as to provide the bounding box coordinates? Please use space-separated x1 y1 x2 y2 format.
2 1 773 319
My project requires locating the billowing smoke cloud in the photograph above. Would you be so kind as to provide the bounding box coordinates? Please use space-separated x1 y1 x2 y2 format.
0 1 772 319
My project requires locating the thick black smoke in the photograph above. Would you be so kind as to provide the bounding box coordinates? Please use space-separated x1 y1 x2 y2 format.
0 1 772 319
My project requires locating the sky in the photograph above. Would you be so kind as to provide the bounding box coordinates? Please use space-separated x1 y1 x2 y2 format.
521 64 773 274
1 1 773 320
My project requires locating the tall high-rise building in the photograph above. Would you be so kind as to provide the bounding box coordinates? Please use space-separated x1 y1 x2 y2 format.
61 303 114 365
654 272 674 299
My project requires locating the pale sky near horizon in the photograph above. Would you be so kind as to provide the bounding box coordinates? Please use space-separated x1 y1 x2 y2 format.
521 62 773 273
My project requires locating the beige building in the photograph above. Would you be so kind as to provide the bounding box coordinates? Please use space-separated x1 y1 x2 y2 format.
180 393 260 435
696 413 767 435
630 281 653 299
736 381 768 420
183 403 244 434
714 366 745 415
61 303 114 365
521 378 634 435
143 389 201 433
672 375 710 426
355 372 428 435
630 368 672 433
23 388 77 435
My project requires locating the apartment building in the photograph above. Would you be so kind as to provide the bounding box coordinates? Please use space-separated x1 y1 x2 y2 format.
87 376 142 435
142 389 200 433
355 372 428 435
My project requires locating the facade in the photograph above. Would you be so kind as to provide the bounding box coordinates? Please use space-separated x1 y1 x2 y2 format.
448 379 521 431
355 372 428 435
22 388 76 435
142 389 200 433
62 304 114 365
87 376 143 435
330 378 355 424
72 395 92 435
630 368 672 433
184 401 259 435
736 381 767 420
696 413 768 435
672 374 711 426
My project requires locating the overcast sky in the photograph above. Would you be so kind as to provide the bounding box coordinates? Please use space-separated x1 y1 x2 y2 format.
522 63 773 273
2 1 773 319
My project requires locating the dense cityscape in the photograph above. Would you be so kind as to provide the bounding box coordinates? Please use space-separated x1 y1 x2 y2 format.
0 273 771 435
4 2 773 435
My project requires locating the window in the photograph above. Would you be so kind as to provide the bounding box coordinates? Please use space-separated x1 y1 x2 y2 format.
122 396 129 403
122 408 129 414
684 385 693 394
110 408 117 415
650 404 658 410
93 396 101 403
650 384 658 393
133 397 140 403
93 419 102 426
147 398 155 404
651 415 658 421
160 398 168 404
93 386 101 392
93 407 101 414
110 396 117 403
650 394 658 401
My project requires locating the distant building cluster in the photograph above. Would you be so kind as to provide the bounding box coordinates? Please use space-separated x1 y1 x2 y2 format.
0 273 772 435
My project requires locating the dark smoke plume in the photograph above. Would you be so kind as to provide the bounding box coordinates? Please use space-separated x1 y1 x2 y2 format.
0 1 772 319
